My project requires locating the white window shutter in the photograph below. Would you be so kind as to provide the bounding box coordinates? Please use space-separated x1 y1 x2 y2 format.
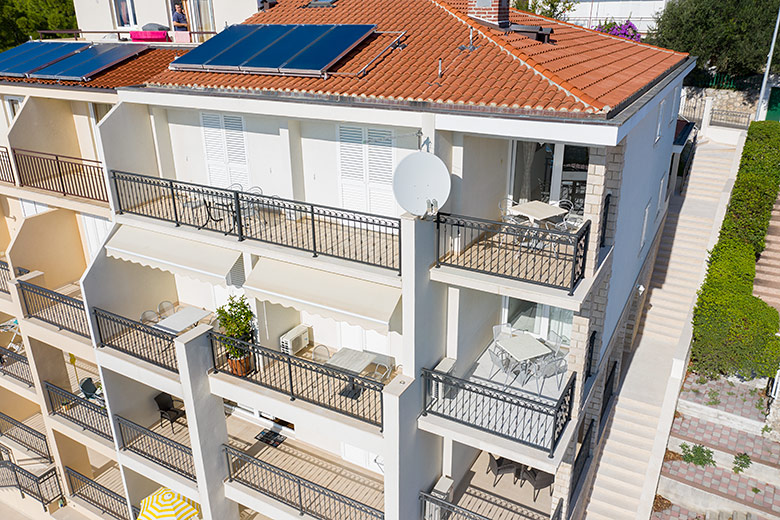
224 115 249 188
366 128 395 216
339 125 367 211
80 214 111 259
20 199 47 217
201 112 229 188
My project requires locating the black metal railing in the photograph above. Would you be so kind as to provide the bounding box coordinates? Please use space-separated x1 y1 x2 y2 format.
585 331 597 380
210 332 383 428
679 98 704 127
435 213 590 294
569 419 595 504
419 491 490 520
65 467 132 520
0 411 50 461
94 308 177 372
18 281 90 338
710 109 752 130
44 382 112 440
600 361 618 421
551 500 563 520
112 171 401 273
0 345 33 386
0 261 28 295
0 460 62 509
421 369 575 457
0 146 15 184
116 416 195 481
13 148 107 202
225 445 383 520
599 193 611 248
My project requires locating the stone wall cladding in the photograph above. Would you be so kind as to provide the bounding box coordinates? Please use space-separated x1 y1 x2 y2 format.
682 86 757 113
584 143 624 276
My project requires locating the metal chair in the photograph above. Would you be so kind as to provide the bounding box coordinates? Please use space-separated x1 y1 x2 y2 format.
158 301 176 318
369 362 391 382
521 467 555 500
529 356 567 396
80 377 99 400
488 347 521 387
227 183 244 192
140 310 159 325
248 186 263 196
312 345 331 363
487 454 519 486
154 392 186 434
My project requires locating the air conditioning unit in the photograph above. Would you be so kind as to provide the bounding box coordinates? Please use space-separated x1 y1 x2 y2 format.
280 324 310 355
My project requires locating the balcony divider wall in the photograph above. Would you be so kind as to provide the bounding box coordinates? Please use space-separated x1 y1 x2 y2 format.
18 281 90 338
115 415 195 481
112 170 401 273
44 382 112 440
0 411 50 461
0 262 29 295
65 466 133 520
421 369 575 457
225 445 384 520
211 332 384 428
0 345 33 386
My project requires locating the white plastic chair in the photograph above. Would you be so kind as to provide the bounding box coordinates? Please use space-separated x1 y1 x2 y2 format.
312 345 330 363
140 310 159 325
158 300 176 318
529 356 567 396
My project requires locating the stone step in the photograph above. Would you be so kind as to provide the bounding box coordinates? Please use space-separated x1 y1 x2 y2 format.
590 471 643 501
589 484 641 515
585 498 636 520
607 428 656 451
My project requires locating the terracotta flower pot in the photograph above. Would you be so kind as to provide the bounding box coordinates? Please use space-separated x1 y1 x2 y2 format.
227 354 252 377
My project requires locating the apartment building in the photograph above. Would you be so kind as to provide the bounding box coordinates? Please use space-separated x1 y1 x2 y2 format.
567 0 669 33
0 2 694 520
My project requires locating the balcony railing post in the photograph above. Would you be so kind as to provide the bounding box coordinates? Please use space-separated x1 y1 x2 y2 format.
169 179 179 226
54 155 67 196
309 204 318 257
435 213 441 268
112 172 123 214
233 190 244 241
296 480 304 515
286 356 296 401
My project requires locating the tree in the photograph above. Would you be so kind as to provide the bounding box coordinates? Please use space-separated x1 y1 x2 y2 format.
512 0 578 20
0 0 77 51
646 0 780 76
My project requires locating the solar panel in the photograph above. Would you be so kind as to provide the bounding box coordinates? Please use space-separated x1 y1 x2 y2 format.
0 41 46 68
170 24 376 76
0 42 89 77
30 43 148 81
171 25 260 70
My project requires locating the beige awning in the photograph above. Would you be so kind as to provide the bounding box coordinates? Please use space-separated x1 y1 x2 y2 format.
105 226 242 287
244 258 401 334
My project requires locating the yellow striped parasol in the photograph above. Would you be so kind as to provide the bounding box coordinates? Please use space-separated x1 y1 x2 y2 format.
137 488 201 520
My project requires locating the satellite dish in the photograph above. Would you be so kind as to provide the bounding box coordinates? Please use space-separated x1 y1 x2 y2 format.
393 152 451 217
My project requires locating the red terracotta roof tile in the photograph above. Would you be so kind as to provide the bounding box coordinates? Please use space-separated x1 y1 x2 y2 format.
142 0 688 117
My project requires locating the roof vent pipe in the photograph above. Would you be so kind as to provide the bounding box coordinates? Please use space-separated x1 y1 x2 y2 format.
511 24 554 43
467 0 510 29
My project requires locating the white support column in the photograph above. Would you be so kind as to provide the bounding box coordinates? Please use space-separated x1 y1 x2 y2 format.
175 324 238 520
550 143 564 202
701 97 714 137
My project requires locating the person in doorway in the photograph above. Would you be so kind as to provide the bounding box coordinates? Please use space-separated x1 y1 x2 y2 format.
172 3 188 31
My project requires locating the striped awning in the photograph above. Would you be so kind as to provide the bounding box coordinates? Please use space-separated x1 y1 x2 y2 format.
137 488 200 520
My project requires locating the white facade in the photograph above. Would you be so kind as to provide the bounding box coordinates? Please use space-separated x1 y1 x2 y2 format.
567 0 669 32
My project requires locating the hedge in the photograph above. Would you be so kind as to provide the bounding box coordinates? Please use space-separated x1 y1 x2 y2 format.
691 121 780 378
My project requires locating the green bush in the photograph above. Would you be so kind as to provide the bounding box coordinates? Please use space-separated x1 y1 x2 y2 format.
691 121 780 378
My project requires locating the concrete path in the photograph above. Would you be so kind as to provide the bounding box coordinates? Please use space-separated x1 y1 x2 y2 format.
584 139 741 519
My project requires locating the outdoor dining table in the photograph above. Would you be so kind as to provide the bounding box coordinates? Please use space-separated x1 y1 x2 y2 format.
508 200 567 225
325 347 377 375
154 307 211 335
496 331 553 364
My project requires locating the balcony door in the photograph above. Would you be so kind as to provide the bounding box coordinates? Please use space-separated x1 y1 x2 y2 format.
505 297 572 346
338 125 396 217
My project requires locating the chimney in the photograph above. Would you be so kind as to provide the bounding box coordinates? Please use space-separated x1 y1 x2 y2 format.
468 0 510 29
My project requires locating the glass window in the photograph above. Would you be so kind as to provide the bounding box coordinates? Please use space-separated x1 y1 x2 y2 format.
5 96 22 122
562 145 589 173
113 0 136 27
507 299 573 346
512 141 554 203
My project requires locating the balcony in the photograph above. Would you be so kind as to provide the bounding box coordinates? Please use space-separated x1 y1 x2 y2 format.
224 412 384 519
0 261 29 294
45 381 112 441
420 344 576 458
0 411 50 461
435 213 590 293
420 451 565 520
18 280 90 339
0 458 63 510
13 148 108 203
0 146 14 185
65 465 133 520
112 171 401 273
210 332 386 428
0 344 33 387
94 308 179 373
115 414 195 481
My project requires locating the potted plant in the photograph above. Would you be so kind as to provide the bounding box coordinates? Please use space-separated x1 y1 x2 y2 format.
215 295 255 377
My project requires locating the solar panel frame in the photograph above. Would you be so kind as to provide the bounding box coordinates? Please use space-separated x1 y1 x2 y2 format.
0 42 90 77
29 43 149 81
168 23 376 77
171 25 261 70
280 24 376 76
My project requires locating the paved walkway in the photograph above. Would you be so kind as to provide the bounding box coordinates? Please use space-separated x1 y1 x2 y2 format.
584 139 740 519
680 376 769 423
672 414 780 468
662 459 780 517
650 504 703 519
